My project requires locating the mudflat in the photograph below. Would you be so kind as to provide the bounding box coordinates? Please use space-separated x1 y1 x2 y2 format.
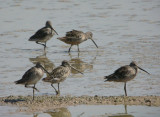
0 95 159 112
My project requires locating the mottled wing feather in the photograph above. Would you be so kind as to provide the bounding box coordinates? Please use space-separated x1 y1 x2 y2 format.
65 37 82 43
52 66 69 78
46 66 69 81
66 30 83 38
30 27 51 39
61 30 84 43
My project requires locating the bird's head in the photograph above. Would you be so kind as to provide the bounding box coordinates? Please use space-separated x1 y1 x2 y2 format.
85 32 98 48
46 21 58 35
130 61 150 74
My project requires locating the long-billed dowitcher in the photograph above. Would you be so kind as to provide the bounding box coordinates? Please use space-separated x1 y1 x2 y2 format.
104 61 150 96
29 21 58 49
42 60 83 95
14 63 45 100
57 30 98 52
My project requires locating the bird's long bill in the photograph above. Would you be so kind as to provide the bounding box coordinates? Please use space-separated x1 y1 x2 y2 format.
70 65 83 75
40 65 52 76
91 39 98 48
51 27 58 35
138 66 150 75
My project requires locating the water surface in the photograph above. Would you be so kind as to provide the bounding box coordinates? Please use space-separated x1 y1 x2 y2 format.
0 105 160 117
0 0 160 116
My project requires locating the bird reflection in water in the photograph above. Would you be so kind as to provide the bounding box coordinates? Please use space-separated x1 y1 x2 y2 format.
69 53 96 75
29 52 55 76
108 105 134 117
43 107 71 117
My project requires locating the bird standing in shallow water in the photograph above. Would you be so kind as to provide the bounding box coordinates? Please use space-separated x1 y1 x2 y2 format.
57 30 98 53
29 21 58 49
14 63 45 100
42 60 83 95
104 61 150 96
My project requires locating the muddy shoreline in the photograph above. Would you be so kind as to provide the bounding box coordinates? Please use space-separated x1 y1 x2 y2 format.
0 95 160 112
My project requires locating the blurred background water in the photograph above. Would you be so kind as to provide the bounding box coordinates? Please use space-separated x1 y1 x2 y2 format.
0 0 160 116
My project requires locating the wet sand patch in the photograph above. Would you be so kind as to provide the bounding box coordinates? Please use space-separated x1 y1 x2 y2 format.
0 95 159 112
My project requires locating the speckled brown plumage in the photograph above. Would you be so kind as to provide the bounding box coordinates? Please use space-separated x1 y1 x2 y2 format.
57 30 98 52
43 60 83 95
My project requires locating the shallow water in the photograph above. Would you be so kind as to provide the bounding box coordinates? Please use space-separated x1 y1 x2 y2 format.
0 105 160 117
68 105 160 117
0 0 160 116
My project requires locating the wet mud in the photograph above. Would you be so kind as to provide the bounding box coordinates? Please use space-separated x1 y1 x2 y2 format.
0 95 159 112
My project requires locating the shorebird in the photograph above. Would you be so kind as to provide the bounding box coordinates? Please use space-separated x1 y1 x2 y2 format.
104 61 150 96
14 63 45 100
29 21 58 49
57 30 98 52
42 60 83 95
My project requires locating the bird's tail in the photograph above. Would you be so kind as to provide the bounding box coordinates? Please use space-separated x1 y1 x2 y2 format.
104 74 114 82
42 77 51 82
14 79 23 84
57 37 66 41
28 35 37 41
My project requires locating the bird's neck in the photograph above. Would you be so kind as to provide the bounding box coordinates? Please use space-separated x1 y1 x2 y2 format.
133 66 138 74
38 67 44 72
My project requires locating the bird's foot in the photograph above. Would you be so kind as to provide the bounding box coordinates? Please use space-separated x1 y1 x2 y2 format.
56 91 60 96
42 43 46 48
34 88 40 92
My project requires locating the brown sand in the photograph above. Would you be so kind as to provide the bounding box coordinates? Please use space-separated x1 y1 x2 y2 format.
0 95 160 112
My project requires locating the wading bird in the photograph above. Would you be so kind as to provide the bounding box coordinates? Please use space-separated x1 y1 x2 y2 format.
42 60 83 95
29 21 58 49
104 61 150 96
57 30 98 52
14 63 45 100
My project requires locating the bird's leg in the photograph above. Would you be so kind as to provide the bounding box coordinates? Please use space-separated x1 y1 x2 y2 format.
51 84 59 95
43 50 47 57
43 42 47 50
57 83 60 95
25 84 39 92
124 82 127 96
68 45 73 53
43 45 47 51
36 41 46 48
77 45 80 52
44 47 46 53
33 85 35 101
25 84 39 101
44 42 46 47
